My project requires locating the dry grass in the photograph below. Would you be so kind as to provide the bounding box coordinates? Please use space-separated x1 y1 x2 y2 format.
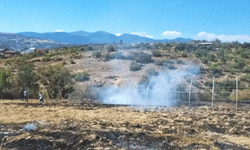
224 135 250 147
0 100 149 125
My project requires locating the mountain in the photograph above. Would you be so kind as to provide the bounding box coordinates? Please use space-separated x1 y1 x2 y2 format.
17 32 92 44
87 31 119 43
0 32 70 51
69 30 92 37
118 34 154 43
17 31 192 44
155 37 193 43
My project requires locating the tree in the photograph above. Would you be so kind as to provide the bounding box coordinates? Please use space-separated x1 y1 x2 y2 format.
0 68 12 98
38 64 74 99
17 62 39 98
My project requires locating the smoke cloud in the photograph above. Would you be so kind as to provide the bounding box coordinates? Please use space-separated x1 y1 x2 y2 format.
99 66 200 106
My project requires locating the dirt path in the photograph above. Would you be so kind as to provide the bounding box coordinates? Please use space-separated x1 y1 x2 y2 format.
1 100 250 149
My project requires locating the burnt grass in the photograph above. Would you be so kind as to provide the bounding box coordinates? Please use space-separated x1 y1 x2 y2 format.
1 101 250 149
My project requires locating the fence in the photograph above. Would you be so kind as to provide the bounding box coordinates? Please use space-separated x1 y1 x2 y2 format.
171 76 250 108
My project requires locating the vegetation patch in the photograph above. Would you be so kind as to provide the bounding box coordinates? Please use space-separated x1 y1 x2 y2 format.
129 61 142 71
74 72 90 82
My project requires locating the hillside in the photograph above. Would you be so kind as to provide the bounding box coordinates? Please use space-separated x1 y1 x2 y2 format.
1 41 250 102
0 32 70 51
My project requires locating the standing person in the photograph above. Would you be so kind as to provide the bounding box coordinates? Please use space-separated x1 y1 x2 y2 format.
39 92 44 103
24 90 28 102
19 88 24 101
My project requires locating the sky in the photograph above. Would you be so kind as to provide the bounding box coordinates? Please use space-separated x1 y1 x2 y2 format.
0 0 250 42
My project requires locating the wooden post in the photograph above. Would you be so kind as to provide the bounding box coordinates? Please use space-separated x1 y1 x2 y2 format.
212 76 215 109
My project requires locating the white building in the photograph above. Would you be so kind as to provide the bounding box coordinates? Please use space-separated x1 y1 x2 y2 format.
24 47 36 53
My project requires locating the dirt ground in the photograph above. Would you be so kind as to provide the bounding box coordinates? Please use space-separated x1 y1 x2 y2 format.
1 99 250 150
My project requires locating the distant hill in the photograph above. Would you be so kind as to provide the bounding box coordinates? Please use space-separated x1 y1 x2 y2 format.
16 32 92 44
87 31 119 43
118 34 154 43
0 32 70 51
17 31 192 44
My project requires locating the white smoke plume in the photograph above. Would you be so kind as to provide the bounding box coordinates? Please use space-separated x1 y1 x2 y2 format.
99 66 200 106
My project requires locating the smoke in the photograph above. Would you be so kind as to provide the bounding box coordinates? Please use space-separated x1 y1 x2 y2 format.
99 66 200 106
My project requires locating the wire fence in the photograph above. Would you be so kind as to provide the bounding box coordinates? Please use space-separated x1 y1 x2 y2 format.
170 76 250 108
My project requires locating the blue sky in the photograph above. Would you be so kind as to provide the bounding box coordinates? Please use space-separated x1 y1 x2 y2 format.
0 0 250 42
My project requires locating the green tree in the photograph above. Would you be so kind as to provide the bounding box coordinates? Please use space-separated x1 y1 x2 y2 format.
38 64 74 99
17 62 39 98
0 68 12 98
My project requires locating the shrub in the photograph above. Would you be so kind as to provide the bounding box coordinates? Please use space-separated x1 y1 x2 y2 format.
146 68 158 76
152 51 161 57
130 52 152 63
154 60 165 66
106 45 116 52
209 62 222 76
194 50 207 58
243 66 250 73
233 59 246 69
181 52 188 58
207 54 218 62
87 46 94 51
201 57 209 64
62 61 67 65
75 72 90 82
177 60 184 64
104 53 115 61
229 89 250 101
168 65 177 70
92 50 101 58
5 59 12 66
68 85 99 102
129 61 142 71
70 59 76 64
42 55 51 61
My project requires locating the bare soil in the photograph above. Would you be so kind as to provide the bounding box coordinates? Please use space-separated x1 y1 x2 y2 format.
1 100 250 149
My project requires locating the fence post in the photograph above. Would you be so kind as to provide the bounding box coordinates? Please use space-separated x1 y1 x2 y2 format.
236 77 238 109
212 76 215 109
188 77 194 107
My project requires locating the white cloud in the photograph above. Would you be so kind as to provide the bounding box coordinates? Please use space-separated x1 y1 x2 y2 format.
55 30 64 32
162 31 182 37
130 32 153 38
196 32 250 43
115 33 122 36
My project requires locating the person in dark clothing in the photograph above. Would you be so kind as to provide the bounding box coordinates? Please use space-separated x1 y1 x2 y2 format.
19 88 24 101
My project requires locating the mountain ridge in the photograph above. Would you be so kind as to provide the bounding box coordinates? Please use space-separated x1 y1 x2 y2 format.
17 31 192 44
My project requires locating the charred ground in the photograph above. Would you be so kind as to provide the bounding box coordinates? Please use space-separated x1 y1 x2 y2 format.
0 100 250 149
